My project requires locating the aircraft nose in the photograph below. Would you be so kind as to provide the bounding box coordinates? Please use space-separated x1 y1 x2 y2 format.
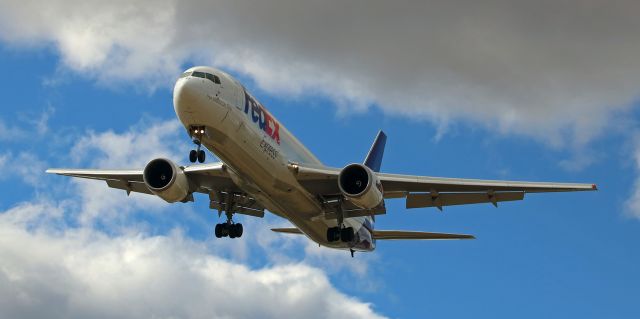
173 70 229 125
173 76 202 113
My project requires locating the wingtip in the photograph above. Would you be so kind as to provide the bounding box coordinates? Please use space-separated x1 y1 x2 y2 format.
592 184 598 191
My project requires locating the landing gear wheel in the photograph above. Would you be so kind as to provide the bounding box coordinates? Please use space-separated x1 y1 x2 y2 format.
189 150 198 163
227 223 243 238
197 150 206 163
326 227 340 242
215 223 232 238
235 223 243 237
214 224 223 238
229 224 237 239
340 227 354 242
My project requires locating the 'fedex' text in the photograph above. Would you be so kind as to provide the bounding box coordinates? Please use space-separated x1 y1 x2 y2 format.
244 91 280 144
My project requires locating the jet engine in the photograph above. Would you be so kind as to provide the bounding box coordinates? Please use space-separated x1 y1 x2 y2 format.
338 163 384 209
143 158 190 203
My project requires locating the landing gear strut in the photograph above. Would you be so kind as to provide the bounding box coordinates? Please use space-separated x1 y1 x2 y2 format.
189 126 206 163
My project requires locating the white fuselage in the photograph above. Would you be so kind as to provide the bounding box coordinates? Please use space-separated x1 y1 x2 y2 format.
173 66 375 251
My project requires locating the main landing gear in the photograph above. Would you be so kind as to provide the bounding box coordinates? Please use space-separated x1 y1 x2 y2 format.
189 126 206 163
326 226 354 243
326 201 354 243
214 222 243 238
215 211 243 239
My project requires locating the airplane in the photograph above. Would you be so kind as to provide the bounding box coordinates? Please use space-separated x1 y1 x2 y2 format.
47 66 597 256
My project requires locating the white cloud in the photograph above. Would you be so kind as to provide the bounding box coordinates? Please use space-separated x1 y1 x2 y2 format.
1 1 639 146
0 151 48 187
71 118 186 168
0 152 7 172
0 108 54 142
625 136 640 219
0 119 27 141
0 202 387 319
64 119 189 226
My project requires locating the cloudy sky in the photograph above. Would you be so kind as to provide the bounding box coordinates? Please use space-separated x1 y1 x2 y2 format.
0 1 638 318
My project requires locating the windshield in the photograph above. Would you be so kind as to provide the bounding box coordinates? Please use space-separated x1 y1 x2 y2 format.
181 71 221 84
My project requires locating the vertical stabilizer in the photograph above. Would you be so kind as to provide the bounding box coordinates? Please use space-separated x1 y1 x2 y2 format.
363 130 387 172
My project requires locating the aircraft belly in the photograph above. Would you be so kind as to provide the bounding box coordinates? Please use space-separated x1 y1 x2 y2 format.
287 218 374 252
196 110 322 219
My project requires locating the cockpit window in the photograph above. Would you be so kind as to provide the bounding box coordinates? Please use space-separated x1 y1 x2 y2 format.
181 71 221 85
205 73 221 84
192 71 206 79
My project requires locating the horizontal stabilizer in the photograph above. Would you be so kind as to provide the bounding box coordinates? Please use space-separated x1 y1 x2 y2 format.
373 230 475 240
271 228 304 235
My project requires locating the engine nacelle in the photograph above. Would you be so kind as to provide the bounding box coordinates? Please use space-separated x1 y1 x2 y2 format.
338 163 384 209
143 158 190 203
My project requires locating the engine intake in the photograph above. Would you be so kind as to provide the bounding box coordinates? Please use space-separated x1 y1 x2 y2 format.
143 158 190 203
338 163 383 209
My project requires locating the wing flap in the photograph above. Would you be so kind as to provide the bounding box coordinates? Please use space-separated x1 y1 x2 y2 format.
373 230 475 240
406 191 524 209
105 180 153 195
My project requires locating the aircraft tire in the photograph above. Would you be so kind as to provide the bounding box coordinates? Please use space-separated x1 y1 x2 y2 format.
214 224 223 238
189 150 197 163
235 223 243 238
326 227 340 242
341 227 354 242
197 150 206 163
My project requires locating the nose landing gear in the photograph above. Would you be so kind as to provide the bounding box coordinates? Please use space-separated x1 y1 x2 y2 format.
189 126 206 163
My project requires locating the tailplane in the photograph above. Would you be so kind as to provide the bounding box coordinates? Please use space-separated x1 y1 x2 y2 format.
372 230 475 240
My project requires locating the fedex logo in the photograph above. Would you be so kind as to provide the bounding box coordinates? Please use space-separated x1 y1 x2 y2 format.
244 91 280 144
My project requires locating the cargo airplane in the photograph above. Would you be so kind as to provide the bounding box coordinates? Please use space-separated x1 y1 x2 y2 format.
47 66 597 255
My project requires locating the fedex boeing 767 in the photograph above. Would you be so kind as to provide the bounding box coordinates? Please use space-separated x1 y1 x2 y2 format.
47 66 597 255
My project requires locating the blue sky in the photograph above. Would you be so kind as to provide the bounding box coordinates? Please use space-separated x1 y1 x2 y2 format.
1 2 640 318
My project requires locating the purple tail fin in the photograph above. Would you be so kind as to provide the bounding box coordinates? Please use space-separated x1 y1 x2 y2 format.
363 130 386 172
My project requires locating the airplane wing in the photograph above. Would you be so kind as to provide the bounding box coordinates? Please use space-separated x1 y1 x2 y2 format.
290 163 597 210
46 162 240 195
46 162 265 217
